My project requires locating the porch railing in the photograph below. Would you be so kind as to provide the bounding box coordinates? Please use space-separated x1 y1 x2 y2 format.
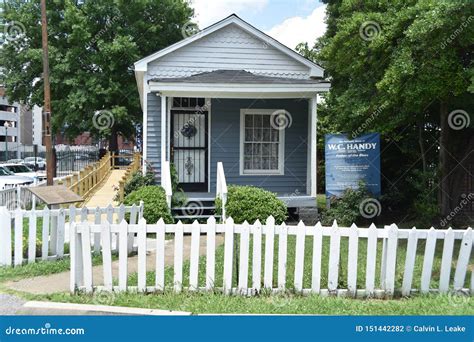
117 153 142 202
60 152 114 201
162 161 173 207
216 162 228 221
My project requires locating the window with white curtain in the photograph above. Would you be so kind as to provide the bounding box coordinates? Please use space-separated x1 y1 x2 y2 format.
240 109 285 175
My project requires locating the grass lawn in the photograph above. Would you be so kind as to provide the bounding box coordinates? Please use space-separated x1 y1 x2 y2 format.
16 230 472 315
0 254 106 284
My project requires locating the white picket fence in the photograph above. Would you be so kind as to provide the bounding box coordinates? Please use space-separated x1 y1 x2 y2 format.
70 217 473 297
0 203 143 267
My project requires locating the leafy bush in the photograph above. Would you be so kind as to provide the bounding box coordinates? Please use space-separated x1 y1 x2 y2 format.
123 186 173 223
407 170 439 227
121 171 155 200
215 185 288 224
321 182 377 226
170 163 187 207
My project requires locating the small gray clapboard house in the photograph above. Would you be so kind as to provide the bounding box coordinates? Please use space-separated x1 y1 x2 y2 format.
134 14 330 217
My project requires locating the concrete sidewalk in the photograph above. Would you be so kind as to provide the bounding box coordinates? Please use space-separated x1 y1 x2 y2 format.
4 235 224 295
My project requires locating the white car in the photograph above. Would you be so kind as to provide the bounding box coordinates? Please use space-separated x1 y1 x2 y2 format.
0 166 34 190
23 157 46 170
2 163 46 182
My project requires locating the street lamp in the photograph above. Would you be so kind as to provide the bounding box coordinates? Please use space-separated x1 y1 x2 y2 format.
4 121 10 162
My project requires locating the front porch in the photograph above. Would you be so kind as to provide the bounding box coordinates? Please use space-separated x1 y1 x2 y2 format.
140 70 330 210
144 94 321 208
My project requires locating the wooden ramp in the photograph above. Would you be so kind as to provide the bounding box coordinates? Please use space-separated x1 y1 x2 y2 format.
83 169 127 208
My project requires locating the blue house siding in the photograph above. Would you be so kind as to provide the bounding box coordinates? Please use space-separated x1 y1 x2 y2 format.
210 98 309 195
146 93 161 182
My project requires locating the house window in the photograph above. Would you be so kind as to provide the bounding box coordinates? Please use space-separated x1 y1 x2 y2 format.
240 109 285 175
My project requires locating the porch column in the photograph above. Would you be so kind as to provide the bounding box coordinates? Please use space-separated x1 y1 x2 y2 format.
310 95 317 197
142 78 149 175
160 94 167 186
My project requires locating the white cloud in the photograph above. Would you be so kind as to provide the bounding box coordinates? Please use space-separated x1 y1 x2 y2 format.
191 0 268 28
266 5 327 50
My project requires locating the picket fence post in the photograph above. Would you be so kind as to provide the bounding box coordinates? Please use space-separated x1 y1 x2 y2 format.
0 207 12 267
277 222 288 291
401 227 418 296
264 216 275 290
238 221 250 294
174 221 184 293
311 222 323 294
189 220 201 291
294 221 306 292
14 208 23 266
252 220 262 293
137 218 147 292
347 223 359 297
327 221 341 293
453 227 473 291
223 217 234 295
206 216 216 290
155 219 166 291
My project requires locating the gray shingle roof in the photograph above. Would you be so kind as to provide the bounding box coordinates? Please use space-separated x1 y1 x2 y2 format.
149 70 328 84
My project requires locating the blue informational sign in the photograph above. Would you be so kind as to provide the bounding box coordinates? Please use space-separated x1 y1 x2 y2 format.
325 133 381 197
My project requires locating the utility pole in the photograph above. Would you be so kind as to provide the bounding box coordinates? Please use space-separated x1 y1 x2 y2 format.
40 0 54 185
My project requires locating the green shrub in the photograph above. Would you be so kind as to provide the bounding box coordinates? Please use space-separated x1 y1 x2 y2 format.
215 185 288 224
170 163 187 207
123 171 156 198
123 186 173 223
407 170 439 227
321 181 377 226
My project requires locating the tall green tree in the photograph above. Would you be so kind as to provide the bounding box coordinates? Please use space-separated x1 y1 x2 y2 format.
1 0 194 151
302 0 473 222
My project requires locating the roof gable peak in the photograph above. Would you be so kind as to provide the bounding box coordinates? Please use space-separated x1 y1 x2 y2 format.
135 15 324 77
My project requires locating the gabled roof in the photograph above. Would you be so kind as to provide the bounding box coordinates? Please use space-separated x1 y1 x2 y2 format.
134 14 324 77
150 70 329 84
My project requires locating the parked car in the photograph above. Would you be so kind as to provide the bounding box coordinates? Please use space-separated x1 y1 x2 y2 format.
7 158 23 164
0 166 34 190
114 157 132 166
23 157 46 170
2 163 46 182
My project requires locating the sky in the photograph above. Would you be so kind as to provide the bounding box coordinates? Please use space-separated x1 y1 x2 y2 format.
191 0 327 50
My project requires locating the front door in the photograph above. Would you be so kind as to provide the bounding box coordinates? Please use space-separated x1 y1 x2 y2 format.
171 109 208 192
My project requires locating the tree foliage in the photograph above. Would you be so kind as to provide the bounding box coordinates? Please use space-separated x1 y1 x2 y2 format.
0 0 193 149
301 0 474 225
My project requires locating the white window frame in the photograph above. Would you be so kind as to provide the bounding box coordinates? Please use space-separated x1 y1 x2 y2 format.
239 109 285 176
